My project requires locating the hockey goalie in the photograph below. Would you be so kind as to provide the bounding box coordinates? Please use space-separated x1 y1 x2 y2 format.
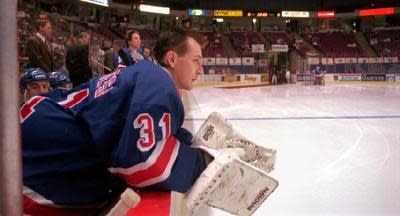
185 112 279 216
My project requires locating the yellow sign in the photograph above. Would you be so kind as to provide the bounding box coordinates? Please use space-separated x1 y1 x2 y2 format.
213 10 243 17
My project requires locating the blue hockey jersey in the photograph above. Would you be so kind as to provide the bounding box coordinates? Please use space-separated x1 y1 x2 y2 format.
21 61 206 215
113 47 144 68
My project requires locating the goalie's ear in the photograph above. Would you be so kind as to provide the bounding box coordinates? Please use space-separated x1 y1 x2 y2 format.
163 50 177 68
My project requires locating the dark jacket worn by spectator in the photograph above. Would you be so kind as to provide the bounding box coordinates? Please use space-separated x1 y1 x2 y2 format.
66 32 91 87
25 20 54 72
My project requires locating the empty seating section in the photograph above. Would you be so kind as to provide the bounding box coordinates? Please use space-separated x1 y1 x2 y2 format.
293 40 315 57
264 32 315 57
229 32 264 57
264 31 294 45
365 30 400 57
303 32 364 57
201 32 226 57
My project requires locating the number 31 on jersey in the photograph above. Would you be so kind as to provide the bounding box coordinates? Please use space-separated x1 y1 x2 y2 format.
133 113 171 152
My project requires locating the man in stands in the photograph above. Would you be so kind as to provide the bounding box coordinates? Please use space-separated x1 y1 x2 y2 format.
113 30 144 68
102 40 115 74
182 16 192 29
20 68 50 102
21 27 207 215
66 31 92 87
37 11 49 21
143 46 151 59
143 46 156 63
25 20 54 73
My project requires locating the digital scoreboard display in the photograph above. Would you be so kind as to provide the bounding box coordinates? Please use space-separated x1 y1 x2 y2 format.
213 10 243 17
188 9 206 16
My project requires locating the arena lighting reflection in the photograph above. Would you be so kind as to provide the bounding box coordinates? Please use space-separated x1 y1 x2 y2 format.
317 11 335 18
359 7 395 16
139 4 170 15
80 0 109 7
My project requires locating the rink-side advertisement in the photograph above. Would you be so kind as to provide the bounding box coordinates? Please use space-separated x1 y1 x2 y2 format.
396 74 400 82
386 74 396 82
361 74 386 81
335 74 362 81
329 73 400 82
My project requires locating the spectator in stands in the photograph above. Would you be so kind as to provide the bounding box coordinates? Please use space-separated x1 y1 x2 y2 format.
65 34 76 48
142 46 156 63
20 68 50 101
102 40 114 74
113 30 143 68
92 44 105 76
212 19 218 32
25 19 55 73
182 16 192 29
37 11 49 21
66 31 92 87
143 47 151 59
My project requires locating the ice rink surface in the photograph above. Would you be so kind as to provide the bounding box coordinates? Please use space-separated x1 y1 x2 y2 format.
182 84 400 216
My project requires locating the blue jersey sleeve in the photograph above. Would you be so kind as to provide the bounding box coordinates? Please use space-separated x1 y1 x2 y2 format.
21 96 126 206
74 61 205 193
21 61 206 213
107 62 205 193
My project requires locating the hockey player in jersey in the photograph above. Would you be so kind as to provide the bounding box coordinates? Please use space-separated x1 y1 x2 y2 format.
48 71 73 90
21 27 207 215
20 67 50 102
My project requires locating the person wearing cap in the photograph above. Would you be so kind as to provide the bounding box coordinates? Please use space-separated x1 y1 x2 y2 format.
48 71 73 90
20 68 50 101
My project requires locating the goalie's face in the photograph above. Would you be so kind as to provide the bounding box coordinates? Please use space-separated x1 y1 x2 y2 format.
169 37 203 90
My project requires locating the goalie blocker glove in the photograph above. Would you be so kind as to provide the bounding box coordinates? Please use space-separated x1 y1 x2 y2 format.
193 112 276 173
186 112 279 216
185 147 278 216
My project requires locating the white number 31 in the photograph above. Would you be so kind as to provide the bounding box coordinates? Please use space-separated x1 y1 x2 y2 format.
133 113 171 151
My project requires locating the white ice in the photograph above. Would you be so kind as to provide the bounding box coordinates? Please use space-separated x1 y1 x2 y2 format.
182 84 400 216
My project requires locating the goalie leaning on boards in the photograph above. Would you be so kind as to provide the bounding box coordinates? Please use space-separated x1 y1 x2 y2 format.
21 27 278 215
21 27 209 216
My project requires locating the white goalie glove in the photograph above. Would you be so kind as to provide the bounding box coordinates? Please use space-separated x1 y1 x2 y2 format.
185 112 279 216
185 146 278 216
193 112 276 173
